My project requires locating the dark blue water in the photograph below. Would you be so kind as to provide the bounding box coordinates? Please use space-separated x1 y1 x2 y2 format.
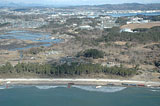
0 85 159 106
107 12 160 17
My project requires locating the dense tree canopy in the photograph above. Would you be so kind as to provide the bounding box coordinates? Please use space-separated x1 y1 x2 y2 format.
0 62 136 77
77 49 104 59
98 26 160 43
155 61 160 68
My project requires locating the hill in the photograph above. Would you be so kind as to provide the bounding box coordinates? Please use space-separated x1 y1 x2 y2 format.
68 3 160 10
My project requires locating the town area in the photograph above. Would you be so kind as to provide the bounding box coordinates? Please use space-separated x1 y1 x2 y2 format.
0 6 160 81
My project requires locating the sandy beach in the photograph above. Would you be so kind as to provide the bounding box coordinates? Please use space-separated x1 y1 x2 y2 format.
0 78 160 87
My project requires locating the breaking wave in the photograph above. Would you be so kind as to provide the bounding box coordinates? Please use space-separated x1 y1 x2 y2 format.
150 90 160 92
35 85 127 92
35 86 59 89
0 85 126 92
150 87 160 89
72 85 126 93
0 86 6 89
0 85 64 90
0 85 14 89
35 85 67 89
150 87 160 92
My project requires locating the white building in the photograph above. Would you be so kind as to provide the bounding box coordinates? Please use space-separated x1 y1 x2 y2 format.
120 28 133 33
79 25 93 30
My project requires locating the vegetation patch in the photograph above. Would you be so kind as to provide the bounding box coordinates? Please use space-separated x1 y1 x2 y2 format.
98 26 160 43
0 62 137 77
77 49 104 59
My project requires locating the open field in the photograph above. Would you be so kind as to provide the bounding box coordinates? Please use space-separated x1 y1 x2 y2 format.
120 22 160 29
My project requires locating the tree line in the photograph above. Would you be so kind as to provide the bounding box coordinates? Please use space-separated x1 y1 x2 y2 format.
98 26 160 43
0 62 136 77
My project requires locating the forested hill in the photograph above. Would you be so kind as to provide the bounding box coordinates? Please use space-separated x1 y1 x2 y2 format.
69 3 160 10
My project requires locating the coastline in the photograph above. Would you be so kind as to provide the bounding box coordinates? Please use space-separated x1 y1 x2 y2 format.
0 78 160 87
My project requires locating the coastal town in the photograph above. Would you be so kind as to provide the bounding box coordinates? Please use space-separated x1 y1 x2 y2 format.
0 4 160 85
1 2 160 106
0 7 160 29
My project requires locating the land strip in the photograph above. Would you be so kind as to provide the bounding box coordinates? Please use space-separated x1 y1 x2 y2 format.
0 78 160 87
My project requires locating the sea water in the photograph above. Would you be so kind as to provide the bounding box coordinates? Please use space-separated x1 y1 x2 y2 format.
0 85 160 106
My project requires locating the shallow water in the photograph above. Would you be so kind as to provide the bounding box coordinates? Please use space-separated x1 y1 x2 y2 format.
1 31 52 42
0 30 62 50
0 85 160 106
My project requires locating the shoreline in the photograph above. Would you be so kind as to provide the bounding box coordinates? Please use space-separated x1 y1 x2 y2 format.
0 78 160 87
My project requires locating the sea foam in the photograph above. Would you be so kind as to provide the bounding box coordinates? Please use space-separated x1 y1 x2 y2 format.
0 85 127 92
0 86 6 89
150 87 160 92
35 86 59 89
72 85 126 93
150 90 160 92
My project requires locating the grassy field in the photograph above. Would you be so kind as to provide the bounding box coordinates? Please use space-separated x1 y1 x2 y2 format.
120 22 160 29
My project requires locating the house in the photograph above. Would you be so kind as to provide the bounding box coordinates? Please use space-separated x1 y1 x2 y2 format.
79 25 93 30
120 28 133 33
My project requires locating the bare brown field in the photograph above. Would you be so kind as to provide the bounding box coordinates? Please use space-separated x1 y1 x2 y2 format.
120 22 160 29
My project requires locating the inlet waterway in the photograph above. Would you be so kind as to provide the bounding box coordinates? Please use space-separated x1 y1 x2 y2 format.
89 12 160 18
107 12 160 17
0 30 62 50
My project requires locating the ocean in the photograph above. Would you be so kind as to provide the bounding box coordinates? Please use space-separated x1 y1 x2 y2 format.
0 85 160 106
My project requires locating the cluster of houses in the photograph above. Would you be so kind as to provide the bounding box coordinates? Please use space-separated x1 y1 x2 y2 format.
121 17 151 33
126 17 150 24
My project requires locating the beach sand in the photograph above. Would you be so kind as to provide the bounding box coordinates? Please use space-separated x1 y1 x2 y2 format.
0 78 160 87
